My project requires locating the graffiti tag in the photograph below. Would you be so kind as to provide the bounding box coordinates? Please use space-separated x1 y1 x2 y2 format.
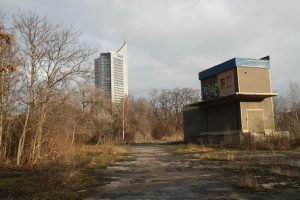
202 82 220 100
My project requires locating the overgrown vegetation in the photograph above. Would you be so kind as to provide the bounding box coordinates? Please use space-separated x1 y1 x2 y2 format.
0 10 200 168
0 10 201 198
149 88 201 139
238 175 261 191
0 145 129 199
274 82 300 143
222 134 293 151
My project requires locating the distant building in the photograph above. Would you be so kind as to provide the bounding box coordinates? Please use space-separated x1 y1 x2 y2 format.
94 42 128 103
183 57 278 143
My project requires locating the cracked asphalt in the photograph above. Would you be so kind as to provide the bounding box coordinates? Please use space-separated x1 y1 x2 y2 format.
82 143 299 200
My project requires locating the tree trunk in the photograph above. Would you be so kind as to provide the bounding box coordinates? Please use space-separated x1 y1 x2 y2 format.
0 72 4 147
122 125 125 140
17 105 30 166
34 102 46 162
71 124 76 145
96 134 102 145
122 99 125 140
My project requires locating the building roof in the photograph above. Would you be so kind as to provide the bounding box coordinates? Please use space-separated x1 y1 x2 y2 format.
186 92 278 109
198 57 270 80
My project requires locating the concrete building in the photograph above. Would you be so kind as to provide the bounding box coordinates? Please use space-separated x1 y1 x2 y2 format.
95 42 128 103
183 57 278 143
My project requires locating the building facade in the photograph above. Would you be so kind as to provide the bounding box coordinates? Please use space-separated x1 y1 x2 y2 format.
183 57 278 143
95 42 128 103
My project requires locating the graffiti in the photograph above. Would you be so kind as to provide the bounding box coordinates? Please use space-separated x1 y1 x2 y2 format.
202 82 220 100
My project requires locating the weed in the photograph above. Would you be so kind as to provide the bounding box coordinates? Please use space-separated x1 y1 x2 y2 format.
134 132 154 143
161 131 184 142
176 144 214 154
270 165 299 177
0 144 130 199
194 151 235 161
238 175 261 191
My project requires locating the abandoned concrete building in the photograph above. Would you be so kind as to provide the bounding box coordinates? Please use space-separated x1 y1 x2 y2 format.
183 56 278 143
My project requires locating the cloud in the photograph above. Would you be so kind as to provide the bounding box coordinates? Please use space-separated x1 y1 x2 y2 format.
1 0 300 97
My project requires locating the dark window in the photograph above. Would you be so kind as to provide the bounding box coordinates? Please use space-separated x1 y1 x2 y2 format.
227 76 232 88
220 78 226 89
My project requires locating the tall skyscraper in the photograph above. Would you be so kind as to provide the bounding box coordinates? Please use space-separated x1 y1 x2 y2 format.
94 42 128 103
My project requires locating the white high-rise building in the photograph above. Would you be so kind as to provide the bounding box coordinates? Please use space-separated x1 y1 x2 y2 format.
94 42 128 103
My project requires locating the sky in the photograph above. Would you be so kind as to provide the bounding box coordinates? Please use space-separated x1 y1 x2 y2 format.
1 0 300 97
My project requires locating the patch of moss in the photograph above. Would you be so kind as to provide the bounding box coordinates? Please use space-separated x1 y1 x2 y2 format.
0 177 20 187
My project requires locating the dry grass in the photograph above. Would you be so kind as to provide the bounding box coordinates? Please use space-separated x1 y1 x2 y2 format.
74 144 130 168
90 144 129 155
133 131 184 143
134 132 154 143
238 175 261 191
224 160 248 171
194 152 235 161
223 134 292 151
161 131 184 142
0 144 130 199
288 160 300 168
270 166 299 177
175 144 236 161
226 152 235 161
185 144 214 153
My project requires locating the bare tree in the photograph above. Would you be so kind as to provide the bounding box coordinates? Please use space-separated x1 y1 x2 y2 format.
273 95 287 130
274 82 300 140
0 17 18 150
0 33 15 146
127 97 152 140
13 11 94 165
149 87 201 138
89 87 113 144
13 11 54 165
286 82 300 137
287 82 300 111
113 97 129 141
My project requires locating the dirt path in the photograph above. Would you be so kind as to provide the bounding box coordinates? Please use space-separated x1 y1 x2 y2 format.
83 143 270 199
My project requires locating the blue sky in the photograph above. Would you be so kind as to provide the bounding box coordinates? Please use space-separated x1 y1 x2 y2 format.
1 0 300 97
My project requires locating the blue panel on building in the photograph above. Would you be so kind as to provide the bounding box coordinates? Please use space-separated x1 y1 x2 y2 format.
198 57 270 80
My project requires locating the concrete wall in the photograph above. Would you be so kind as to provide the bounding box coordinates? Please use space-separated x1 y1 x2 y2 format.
201 69 236 100
236 67 275 133
237 67 271 93
206 101 240 132
201 67 272 97
201 75 219 100
183 101 241 142
183 106 207 138
240 98 275 133
217 69 235 97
